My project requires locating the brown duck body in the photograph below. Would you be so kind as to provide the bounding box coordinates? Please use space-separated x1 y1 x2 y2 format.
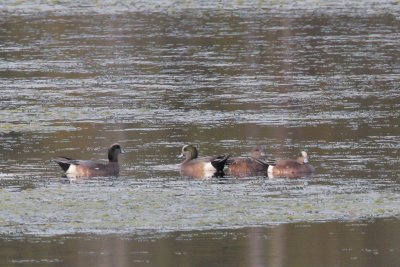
54 143 124 178
227 147 269 177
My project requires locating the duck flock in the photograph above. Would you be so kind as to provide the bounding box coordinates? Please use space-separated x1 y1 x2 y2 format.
54 143 315 179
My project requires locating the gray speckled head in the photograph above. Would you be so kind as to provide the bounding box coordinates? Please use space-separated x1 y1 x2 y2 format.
180 145 198 160
250 146 265 159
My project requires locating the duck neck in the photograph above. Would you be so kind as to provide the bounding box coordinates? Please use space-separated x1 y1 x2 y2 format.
109 151 119 163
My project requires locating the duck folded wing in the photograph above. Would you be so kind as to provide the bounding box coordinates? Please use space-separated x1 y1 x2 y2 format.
54 157 108 171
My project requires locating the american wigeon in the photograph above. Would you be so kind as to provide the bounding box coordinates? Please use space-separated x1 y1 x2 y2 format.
179 144 230 179
227 147 269 177
267 151 315 178
54 143 124 178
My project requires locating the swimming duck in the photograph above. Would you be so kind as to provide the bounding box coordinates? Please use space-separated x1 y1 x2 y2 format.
54 143 124 178
179 144 229 179
267 151 315 178
227 147 269 177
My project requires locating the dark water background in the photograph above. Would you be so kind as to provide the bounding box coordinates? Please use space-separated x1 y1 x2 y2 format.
0 0 399 266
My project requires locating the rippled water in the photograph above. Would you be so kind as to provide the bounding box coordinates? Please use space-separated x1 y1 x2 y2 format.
0 0 399 265
1 218 399 267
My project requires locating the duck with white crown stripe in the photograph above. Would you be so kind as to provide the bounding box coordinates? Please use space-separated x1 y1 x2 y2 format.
267 151 315 178
179 144 230 179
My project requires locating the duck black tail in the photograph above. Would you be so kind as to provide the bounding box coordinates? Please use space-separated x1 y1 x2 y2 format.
53 157 73 172
211 155 230 170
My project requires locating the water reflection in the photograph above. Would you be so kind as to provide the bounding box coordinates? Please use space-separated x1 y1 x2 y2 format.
0 218 399 267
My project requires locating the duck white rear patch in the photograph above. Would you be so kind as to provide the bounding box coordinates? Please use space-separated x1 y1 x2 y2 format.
204 162 216 172
267 165 274 173
66 164 77 174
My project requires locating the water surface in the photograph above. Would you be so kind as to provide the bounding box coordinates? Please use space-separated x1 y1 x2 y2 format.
0 218 399 267
0 0 399 266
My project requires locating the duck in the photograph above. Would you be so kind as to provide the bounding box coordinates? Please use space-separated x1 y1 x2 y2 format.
227 147 270 177
54 143 124 178
179 144 229 179
267 151 315 178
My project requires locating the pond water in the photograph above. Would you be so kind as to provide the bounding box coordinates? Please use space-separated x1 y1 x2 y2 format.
0 218 399 267
0 0 399 266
